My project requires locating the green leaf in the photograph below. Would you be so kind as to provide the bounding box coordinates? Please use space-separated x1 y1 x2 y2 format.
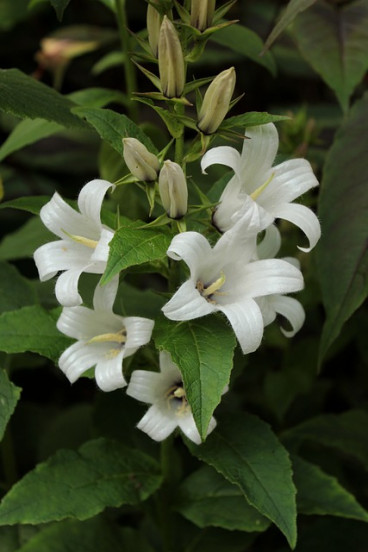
284 410 368 468
48 0 72 20
68 87 127 108
0 369 21 442
92 51 125 75
74 107 158 156
0 119 62 162
0 196 50 215
293 0 368 112
176 465 270 532
154 316 236 441
186 413 297 548
0 305 72 362
263 0 318 52
292 454 368 521
0 262 37 313
0 69 85 129
16 519 152 552
101 224 172 284
212 24 276 75
0 217 53 261
221 111 290 130
0 438 162 525
183 526 256 552
317 92 368 363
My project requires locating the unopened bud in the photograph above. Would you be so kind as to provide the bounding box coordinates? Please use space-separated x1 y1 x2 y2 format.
159 161 188 219
147 0 162 57
158 16 185 98
198 67 236 134
190 0 216 31
123 138 160 182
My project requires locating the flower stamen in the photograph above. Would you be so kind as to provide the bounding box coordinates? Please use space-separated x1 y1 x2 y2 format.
62 229 98 249
87 328 127 345
250 171 275 201
196 271 226 303
166 382 189 415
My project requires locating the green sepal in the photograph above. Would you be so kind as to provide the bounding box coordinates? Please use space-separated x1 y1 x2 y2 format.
131 60 162 91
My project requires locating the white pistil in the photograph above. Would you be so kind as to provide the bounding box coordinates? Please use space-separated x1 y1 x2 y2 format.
250 171 275 201
87 329 127 345
197 271 226 303
62 229 98 249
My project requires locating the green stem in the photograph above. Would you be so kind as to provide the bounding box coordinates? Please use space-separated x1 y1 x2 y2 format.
159 436 174 552
114 0 139 122
174 104 185 166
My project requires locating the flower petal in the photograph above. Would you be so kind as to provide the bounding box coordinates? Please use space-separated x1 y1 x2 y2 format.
260 158 319 208
257 225 281 259
34 241 90 281
39 193 90 239
275 202 321 252
59 341 100 383
137 404 178 441
91 228 114 264
95 349 126 391
177 413 203 445
124 317 155 357
201 146 241 175
55 268 85 306
239 123 279 192
270 295 305 337
167 231 212 276
162 280 214 321
77 179 114 227
127 370 163 404
57 305 122 340
217 298 264 354
93 276 119 312
236 258 304 298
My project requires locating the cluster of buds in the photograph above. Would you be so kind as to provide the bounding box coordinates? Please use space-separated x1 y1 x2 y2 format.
190 0 216 31
123 138 188 220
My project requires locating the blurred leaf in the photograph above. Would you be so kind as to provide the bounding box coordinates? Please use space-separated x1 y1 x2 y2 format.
92 51 125 75
293 0 368 112
186 413 297 547
183 526 255 552
117 281 165 318
101 224 172 284
0 119 62 162
48 0 72 20
284 410 368 468
263 0 318 52
68 87 127 108
0 197 50 215
0 0 30 31
292 454 368 521
0 262 37 313
317 92 368 363
0 305 72 362
0 369 21 442
98 141 126 182
154 316 236 442
0 439 163 525
212 24 277 75
16 519 147 552
221 111 290 130
0 69 86 129
176 465 270 532
0 217 53 260
74 107 158 156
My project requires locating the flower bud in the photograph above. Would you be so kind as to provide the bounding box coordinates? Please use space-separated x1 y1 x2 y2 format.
197 67 236 134
123 138 160 182
190 0 216 31
159 160 188 219
158 16 185 98
147 0 162 57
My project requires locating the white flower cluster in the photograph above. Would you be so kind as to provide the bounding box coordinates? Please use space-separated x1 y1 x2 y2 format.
34 123 320 444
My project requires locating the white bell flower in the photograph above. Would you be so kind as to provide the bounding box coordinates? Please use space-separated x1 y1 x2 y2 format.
126 351 217 444
255 225 305 337
34 179 115 307
161 210 304 355
201 123 321 252
57 277 154 392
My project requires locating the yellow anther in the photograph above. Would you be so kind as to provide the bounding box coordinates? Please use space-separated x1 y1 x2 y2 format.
62 229 98 249
173 387 186 399
250 172 275 201
88 329 126 345
202 271 226 297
